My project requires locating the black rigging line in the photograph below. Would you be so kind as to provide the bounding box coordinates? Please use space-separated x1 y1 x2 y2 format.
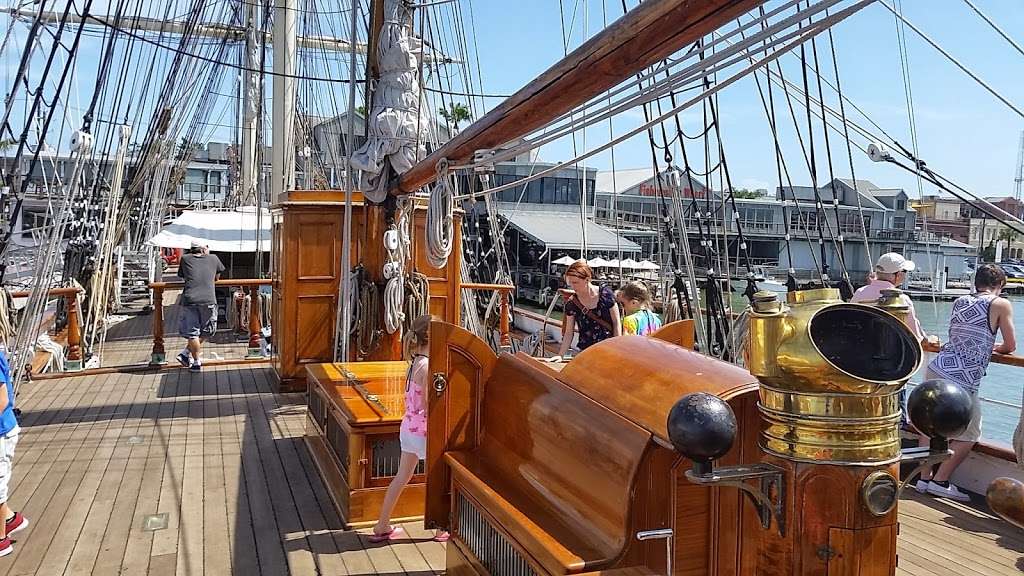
798 13 830 284
744 6 819 290
809 19 853 298
1 0 96 280
69 11 369 83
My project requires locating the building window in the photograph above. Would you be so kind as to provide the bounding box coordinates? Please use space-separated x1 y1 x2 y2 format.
542 179 555 204
893 216 906 229
526 180 542 203
896 198 906 210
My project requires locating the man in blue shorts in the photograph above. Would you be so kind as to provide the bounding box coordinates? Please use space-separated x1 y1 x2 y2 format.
176 242 224 372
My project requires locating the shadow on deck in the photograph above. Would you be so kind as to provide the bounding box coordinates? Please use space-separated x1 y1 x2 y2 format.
95 290 254 368
2 365 444 576
3 362 1022 575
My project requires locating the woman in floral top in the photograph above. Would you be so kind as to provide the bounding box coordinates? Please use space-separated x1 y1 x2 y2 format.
556 260 621 358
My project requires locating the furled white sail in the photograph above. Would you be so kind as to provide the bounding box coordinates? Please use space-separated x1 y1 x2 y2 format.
350 0 426 202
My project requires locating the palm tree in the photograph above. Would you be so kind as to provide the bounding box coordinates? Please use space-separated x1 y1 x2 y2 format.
439 103 472 132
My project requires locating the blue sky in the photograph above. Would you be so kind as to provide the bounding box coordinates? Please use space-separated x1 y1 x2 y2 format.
3 0 1024 201
465 0 1024 199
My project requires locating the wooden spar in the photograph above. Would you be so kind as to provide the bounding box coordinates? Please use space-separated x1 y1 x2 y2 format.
391 0 765 195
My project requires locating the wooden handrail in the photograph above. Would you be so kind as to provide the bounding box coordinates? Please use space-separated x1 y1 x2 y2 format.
148 278 270 365
11 287 84 372
922 340 1024 369
460 283 514 292
462 283 515 348
149 278 273 289
10 286 82 299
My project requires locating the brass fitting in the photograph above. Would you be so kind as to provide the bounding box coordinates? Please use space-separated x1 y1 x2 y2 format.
747 288 922 464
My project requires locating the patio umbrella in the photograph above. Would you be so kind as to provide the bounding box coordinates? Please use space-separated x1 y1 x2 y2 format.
605 259 620 268
588 257 610 268
620 258 639 269
552 255 576 266
638 260 661 270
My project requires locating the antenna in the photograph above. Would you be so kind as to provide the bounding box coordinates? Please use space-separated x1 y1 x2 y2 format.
1015 130 1024 203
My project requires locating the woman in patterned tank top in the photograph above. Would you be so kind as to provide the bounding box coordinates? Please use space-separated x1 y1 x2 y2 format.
916 264 1016 502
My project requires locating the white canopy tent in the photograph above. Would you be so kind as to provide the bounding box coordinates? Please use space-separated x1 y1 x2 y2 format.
147 208 271 253
552 255 577 266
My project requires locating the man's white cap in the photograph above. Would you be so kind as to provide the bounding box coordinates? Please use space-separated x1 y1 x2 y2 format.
875 252 915 274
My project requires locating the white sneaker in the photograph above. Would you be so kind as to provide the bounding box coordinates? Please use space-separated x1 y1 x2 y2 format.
914 479 929 494
926 481 971 502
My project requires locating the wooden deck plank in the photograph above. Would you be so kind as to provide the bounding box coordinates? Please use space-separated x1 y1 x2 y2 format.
243 366 319 575
222 365 262 576
896 496 1023 576
61 367 155 575
121 370 180 575
10 370 133 575
148 366 189 573
38 370 135 574
8 374 100 498
201 368 232 576
231 366 290 576
296 432 377 576
401 521 445 575
91 370 165 574
392 521 440 575
250 366 351 576
174 369 207 576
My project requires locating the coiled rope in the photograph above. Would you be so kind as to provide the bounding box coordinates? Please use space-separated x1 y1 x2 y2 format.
384 198 415 336
426 159 455 269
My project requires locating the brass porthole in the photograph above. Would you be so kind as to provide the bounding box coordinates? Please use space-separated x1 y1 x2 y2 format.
862 471 899 516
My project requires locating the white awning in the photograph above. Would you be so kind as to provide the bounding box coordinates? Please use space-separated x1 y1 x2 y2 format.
552 255 576 266
147 207 271 253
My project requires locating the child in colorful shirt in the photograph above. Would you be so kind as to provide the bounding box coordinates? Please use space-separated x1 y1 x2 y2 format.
617 281 663 336
370 315 447 543
0 349 28 556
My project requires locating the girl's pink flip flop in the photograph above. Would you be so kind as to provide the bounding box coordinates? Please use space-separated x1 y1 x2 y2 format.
368 526 405 543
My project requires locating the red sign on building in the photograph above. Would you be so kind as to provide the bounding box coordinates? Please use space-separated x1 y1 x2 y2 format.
636 183 705 198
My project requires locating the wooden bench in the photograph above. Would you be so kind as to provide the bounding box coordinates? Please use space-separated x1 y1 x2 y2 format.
446 353 651 575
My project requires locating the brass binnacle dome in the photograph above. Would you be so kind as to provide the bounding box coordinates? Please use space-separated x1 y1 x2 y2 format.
746 288 923 464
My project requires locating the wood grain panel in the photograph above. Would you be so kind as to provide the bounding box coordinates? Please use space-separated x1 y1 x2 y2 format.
827 526 897 576
296 296 334 362
296 214 339 280
426 323 497 530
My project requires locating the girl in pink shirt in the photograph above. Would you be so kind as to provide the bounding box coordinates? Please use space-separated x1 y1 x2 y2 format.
370 315 448 543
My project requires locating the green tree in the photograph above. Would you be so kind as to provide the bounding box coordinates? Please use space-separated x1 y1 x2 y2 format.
997 227 1018 244
0 139 16 154
729 187 764 199
439 102 472 131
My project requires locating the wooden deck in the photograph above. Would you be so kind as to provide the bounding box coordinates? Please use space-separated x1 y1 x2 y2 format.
98 290 253 367
1 363 1021 575
3 365 444 576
